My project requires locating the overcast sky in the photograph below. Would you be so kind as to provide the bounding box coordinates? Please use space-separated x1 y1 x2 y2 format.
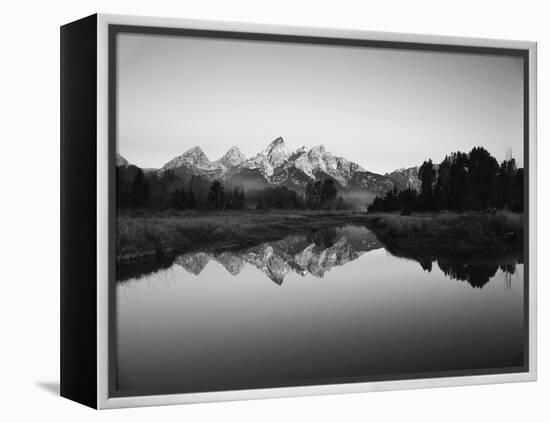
117 32 524 174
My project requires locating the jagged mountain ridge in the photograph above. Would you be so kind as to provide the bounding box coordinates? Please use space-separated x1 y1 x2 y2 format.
385 166 421 191
217 146 247 169
157 137 397 195
118 137 430 196
162 146 226 181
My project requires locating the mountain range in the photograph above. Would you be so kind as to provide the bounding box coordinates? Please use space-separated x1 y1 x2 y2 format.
118 137 421 196
385 166 421 191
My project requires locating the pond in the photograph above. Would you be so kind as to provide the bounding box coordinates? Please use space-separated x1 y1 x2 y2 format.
114 225 525 396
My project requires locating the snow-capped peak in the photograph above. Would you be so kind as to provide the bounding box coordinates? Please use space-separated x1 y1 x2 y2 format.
263 136 285 153
385 166 421 191
157 136 394 194
217 146 246 169
163 146 213 170
309 144 327 155
183 146 210 164
306 144 330 169
239 137 289 178
262 137 289 168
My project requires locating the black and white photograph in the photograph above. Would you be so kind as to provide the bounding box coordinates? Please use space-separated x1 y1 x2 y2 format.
3 0 549 418
112 27 528 397
3 0 548 419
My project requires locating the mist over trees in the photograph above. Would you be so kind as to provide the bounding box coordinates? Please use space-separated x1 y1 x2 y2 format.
254 186 301 209
305 179 336 209
369 147 524 214
115 167 335 211
117 168 351 211
251 179 347 210
117 146 523 214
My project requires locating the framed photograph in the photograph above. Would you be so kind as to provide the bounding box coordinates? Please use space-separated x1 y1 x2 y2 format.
60 14 537 409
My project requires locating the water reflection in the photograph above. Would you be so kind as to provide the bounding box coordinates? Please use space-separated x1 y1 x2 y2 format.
121 225 522 289
115 224 525 396
175 226 382 285
438 260 509 289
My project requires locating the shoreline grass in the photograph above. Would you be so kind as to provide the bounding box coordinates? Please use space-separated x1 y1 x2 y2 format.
363 211 523 258
116 209 369 262
117 209 524 264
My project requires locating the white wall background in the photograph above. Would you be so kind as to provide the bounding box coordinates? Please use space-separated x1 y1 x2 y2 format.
0 0 547 421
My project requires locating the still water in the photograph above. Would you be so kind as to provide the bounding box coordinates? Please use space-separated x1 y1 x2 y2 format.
115 226 525 396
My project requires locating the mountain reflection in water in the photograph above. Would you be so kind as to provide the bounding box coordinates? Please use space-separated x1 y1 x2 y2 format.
130 225 522 289
176 226 382 285
115 224 525 395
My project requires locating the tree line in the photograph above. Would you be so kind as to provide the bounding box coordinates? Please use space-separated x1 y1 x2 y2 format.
369 147 524 214
251 179 347 210
117 166 349 211
117 166 247 210
305 179 347 210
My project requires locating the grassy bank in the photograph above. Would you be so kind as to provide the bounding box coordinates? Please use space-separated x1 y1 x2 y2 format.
363 211 523 258
117 209 524 265
116 209 368 261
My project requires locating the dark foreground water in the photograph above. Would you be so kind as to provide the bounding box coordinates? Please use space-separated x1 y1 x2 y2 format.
114 226 525 396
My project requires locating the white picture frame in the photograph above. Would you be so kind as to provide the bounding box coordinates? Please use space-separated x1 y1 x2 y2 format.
61 13 537 409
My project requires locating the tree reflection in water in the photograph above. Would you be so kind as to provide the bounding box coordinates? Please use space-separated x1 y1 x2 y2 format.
118 225 522 289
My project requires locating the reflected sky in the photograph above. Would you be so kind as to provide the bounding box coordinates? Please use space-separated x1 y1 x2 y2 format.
115 226 525 396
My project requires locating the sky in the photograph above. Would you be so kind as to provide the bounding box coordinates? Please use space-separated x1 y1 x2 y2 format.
117 32 524 174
